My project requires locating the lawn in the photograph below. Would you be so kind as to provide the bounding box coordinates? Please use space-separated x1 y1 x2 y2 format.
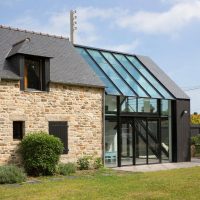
1 167 200 200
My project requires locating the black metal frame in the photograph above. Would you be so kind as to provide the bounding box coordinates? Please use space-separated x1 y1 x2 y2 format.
75 44 175 99
105 96 171 167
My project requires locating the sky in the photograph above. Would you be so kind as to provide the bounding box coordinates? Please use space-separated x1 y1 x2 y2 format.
0 0 200 113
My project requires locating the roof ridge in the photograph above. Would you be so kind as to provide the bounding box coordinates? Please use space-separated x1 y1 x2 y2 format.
0 24 69 40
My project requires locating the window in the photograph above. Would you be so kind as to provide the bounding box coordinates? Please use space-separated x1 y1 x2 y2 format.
49 121 68 154
120 96 137 112
13 121 24 140
105 95 117 115
161 100 171 116
105 119 118 167
24 57 45 91
138 98 158 113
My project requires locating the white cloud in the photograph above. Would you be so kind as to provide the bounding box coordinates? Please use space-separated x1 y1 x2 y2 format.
9 7 125 46
10 1 200 48
161 0 197 4
117 0 200 35
104 39 140 53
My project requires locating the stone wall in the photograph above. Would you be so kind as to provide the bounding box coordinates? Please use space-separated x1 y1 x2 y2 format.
0 80 104 164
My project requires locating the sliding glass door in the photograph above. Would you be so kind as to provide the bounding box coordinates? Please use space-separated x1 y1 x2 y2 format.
121 122 134 165
120 118 161 166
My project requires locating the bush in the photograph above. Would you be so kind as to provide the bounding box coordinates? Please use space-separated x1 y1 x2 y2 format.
191 135 200 145
93 157 103 169
77 156 91 170
57 163 76 175
20 132 64 176
0 165 26 184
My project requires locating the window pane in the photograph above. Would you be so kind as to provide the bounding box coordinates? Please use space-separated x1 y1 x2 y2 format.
25 58 42 90
105 95 117 115
114 54 162 98
102 52 148 97
13 121 24 140
121 122 133 165
87 49 135 96
161 100 170 116
126 56 173 99
148 120 159 164
135 119 147 164
105 120 118 167
138 98 157 113
76 47 120 95
120 96 137 112
161 119 169 162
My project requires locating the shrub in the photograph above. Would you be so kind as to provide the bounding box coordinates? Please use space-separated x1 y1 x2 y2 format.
93 157 103 169
20 132 64 176
57 163 76 175
0 165 26 184
77 156 91 170
191 135 200 145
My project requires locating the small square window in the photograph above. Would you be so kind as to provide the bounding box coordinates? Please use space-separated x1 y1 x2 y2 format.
13 121 24 140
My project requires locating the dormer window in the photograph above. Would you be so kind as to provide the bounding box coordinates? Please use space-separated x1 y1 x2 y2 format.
24 57 44 90
6 38 50 92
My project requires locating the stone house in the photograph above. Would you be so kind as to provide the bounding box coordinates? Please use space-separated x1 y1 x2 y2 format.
0 25 190 167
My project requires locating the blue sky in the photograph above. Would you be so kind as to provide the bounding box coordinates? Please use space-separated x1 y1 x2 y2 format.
0 0 200 113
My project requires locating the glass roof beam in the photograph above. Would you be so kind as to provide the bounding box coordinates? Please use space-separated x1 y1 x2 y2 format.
84 48 124 96
107 52 151 98
98 51 139 97
86 49 136 97
126 56 175 99
114 53 164 99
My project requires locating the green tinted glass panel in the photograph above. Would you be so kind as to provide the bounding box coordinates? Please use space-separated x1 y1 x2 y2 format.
87 49 135 96
114 54 162 98
102 51 148 98
126 56 173 99
76 47 120 95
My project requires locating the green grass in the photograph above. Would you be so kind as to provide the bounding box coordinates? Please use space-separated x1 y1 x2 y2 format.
1 167 200 200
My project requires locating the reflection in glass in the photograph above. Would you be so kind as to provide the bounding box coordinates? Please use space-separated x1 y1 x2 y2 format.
114 54 162 98
148 120 159 164
161 119 169 162
87 49 135 96
76 47 120 95
120 97 137 112
105 120 118 167
105 95 117 115
161 100 171 116
126 55 173 99
121 123 133 165
138 98 157 113
102 52 148 97
135 120 147 164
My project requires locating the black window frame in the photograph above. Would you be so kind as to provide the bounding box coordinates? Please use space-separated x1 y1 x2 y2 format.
13 121 24 140
17 55 50 92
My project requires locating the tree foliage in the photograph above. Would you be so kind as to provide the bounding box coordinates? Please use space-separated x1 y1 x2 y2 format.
191 114 200 124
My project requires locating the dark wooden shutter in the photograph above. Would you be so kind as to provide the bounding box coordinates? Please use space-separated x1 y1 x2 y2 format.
49 121 68 154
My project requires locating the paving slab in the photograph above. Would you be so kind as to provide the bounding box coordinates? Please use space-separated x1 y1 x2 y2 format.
113 158 200 172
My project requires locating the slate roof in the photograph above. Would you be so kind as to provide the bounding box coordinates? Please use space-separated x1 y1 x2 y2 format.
136 55 190 99
0 25 104 88
0 25 189 99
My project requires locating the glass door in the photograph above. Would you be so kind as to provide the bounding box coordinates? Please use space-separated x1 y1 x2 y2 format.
120 118 161 166
135 119 148 165
147 119 160 164
121 121 134 166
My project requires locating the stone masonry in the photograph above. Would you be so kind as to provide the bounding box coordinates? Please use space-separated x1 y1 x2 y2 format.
0 80 104 164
